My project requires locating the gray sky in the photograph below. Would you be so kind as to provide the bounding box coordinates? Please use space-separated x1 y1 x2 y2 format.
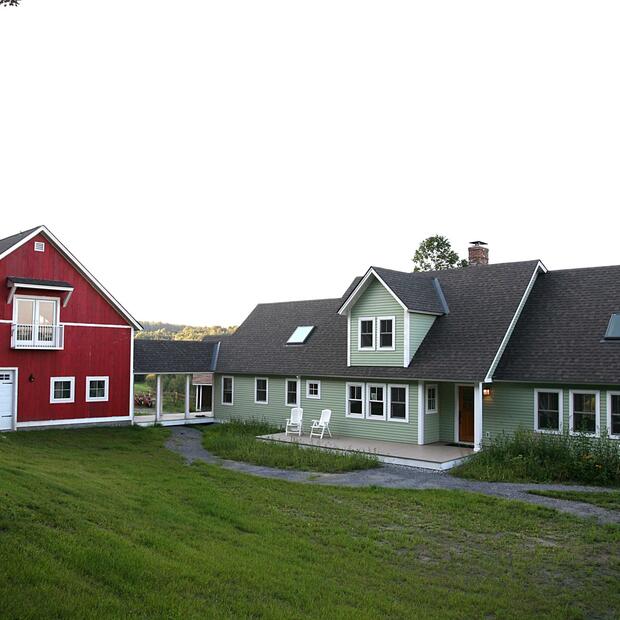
1 1 619 326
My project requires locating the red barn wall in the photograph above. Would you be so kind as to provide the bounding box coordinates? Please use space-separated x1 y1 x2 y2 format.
0 232 133 424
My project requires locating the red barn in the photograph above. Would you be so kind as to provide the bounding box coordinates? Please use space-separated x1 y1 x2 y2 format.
0 226 141 431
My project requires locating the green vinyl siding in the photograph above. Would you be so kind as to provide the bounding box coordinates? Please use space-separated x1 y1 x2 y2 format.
438 383 456 442
214 374 420 444
409 313 436 361
350 278 404 367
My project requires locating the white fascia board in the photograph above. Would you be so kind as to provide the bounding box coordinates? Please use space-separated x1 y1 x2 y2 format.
338 267 408 315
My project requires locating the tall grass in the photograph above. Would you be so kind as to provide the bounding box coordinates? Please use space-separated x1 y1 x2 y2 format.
202 418 380 473
453 429 620 486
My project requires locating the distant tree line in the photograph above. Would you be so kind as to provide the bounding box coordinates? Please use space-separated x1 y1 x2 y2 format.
135 321 237 341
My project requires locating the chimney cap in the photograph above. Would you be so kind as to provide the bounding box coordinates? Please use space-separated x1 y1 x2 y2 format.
469 240 488 246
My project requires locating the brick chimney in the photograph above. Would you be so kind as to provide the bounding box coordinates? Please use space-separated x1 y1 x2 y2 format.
468 241 489 266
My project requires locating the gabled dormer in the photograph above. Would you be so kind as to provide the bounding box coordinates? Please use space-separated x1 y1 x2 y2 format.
338 267 448 367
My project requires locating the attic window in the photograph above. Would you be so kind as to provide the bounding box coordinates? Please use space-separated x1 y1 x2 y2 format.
287 326 314 344
604 314 620 340
34 241 45 252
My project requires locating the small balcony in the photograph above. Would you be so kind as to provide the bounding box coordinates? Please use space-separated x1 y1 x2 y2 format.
10 323 65 350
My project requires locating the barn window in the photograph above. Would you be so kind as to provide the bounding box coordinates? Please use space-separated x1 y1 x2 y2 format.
34 241 45 252
50 377 75 404
86 376 109 402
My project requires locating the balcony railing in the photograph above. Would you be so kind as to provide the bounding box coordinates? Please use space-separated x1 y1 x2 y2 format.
10 323 65 350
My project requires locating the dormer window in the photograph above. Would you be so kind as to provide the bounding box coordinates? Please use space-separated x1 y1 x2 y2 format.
287 326 314 345
378 316 395 350
358 318 375 350
604 313 620 340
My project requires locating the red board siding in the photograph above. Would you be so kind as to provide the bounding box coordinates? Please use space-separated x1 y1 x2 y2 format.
0 233 129 325
0 324 131 422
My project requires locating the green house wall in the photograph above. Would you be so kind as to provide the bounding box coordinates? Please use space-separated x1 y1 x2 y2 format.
409 313 436 361
350 278 404 367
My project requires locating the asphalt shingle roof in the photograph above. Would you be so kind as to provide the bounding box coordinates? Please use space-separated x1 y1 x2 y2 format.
494 266 620 384
7 277 73 289
134 339 220 374
217 260 542 382
0 226 40 256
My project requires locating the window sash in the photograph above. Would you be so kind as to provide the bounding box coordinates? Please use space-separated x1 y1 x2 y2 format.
86 376 109 402
535 390 560 432
286 379 298 406
306 380 320 399
50 377 75 404
570 391 598 435
388 385 407 421
222 377 233 404
366 384 386 419
426 384 438 414
378 317 394 350
346 383 364 417
359 318 375 350
255 378 268 403
611 394 620 436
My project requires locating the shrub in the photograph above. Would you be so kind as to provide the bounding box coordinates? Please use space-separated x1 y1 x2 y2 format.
453 429 620 486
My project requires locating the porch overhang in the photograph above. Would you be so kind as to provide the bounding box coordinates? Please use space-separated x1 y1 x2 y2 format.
7 276 74 307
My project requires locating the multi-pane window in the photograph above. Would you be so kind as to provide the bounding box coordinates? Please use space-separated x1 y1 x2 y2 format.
306 380 321 399
571 391 598 435
610 394 620 436
367 384 386 418
388 385 407 421
86 376 109 402
347 383 364 417
535 390 560 432
286 379 298 406
378 317 394 350
426 384 438 414
222 377 234 405
255 378 268 404
50 377 74 403
359 318 374 349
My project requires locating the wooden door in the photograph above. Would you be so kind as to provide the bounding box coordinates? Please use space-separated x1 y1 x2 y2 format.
458 386 474 443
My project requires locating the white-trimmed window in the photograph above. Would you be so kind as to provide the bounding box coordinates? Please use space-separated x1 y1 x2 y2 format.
569 390 599 436
86 376 109 402
255 378 268 404
607 392 620 438
358 317 375 350
221 376 234 405
306 380 321 400
388 384 408 422
50 377 75 404
366 384 386 419
34 241 45 252
534 389 562 433
346 383 364 418
285 378 298 406
377 316 395 350
425 384 438 414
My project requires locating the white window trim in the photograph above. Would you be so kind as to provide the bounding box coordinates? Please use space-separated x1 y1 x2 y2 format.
366 383 387 420
34 241 45 252
221 376 234 406
387 384 409 423
254 377 269 404
569 389 600 437
285 378 299 407
425 383 438 415
50 376 75 404
358 317 375 351
13 294 61 326
534 388 563 434
377 316 396 351
345 382 365 418
85 376 109 403
607 391 620 439
306 379 321 400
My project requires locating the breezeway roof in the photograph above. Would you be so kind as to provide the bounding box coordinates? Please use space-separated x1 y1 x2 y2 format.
134 339 221 374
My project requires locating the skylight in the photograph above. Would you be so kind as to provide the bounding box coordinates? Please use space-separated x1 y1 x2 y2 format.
287 326 314 344
604 314 620 340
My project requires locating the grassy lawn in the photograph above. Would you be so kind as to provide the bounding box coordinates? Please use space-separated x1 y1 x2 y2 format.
201 419 379 473
0 428 619 619
528 490 620 511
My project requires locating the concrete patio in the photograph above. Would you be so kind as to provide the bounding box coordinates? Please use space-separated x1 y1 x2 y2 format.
258 432 474 470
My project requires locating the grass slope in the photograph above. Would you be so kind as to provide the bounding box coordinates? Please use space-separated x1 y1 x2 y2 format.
201 420 379 473
528 490 620 511
0 427 619 619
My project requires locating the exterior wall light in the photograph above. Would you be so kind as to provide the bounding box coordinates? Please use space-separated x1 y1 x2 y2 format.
482 387 491 397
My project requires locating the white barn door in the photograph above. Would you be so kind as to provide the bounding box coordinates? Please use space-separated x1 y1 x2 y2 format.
0 371 15 431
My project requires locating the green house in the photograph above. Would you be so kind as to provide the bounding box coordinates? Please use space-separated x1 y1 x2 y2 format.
209 242 620 466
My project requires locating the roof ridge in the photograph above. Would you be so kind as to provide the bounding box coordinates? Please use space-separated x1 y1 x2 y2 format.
547 264 620 274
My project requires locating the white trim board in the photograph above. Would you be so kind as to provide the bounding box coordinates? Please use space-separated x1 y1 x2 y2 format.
17 415 131 428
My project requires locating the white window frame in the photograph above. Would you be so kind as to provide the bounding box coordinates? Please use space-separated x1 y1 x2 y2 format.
34 241 45 252
377 316 396 351
345 382 365 418
366 383 387 420
425 383 438 415
358 317 375 351
221 376 234 406
569 389 600 437
50 376 75 404
254 377 269 404
285 378 299 407
607 391 620 439
387 384 409 422
86 376 109 403
306 380 321 400
534 388 563 434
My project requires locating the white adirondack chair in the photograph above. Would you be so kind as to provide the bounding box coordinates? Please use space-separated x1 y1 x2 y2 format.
310 409 332 439
285 407 303 436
